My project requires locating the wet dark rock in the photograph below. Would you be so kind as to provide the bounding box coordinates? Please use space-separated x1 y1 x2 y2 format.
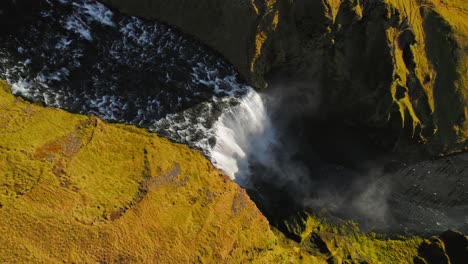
418 237 450 264
417 230 468 264
439 230 468 264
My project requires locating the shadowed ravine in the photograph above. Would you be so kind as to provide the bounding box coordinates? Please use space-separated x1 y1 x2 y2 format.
1 0 467 238
214 83 468 236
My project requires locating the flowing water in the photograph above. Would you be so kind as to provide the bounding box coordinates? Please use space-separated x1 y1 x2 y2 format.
0 0 276 184
1 0 467 235
0 0 254 169
210 89 276 183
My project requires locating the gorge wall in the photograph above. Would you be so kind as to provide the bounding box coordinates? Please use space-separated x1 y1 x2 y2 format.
1 0 468 262
103 0 468 156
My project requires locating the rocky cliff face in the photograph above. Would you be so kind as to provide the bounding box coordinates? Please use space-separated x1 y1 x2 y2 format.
104 0 467 156
1 0 467 262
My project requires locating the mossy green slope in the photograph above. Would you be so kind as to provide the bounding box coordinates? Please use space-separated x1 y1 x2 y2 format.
1 79 459 263
285 0 468 155
0 80 292 263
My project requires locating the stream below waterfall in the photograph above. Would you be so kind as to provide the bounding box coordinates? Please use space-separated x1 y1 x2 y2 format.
1 0 467 236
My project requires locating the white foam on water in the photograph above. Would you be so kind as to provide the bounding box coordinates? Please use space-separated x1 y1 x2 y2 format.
65 16 93 41
11 80 31 95
80 1 115 27
210 88 276 183
1 0 269 186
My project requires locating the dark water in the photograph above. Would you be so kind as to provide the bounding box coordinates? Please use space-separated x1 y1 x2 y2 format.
0 0 466 237
0 0 250 153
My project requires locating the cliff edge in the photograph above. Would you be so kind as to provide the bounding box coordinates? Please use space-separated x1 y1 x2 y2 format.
102 0 467 155
2 79 465 263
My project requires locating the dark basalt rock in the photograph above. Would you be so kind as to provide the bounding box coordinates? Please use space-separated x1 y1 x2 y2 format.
417 230 468 264
418 237 450 264
439 230 468 264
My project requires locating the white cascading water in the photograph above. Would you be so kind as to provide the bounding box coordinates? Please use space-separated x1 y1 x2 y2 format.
210 88 276 184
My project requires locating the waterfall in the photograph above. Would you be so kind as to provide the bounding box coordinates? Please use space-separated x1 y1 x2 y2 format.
210 88 276 184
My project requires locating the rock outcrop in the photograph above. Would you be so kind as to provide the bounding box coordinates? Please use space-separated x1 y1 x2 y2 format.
416 230 468 264
277 211 468 264
103 0 467 156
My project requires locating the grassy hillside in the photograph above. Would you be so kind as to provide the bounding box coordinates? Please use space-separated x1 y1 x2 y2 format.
2 79 466 263
0 80 291 263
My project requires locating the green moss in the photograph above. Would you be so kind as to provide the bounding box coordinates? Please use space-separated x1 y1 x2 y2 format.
0 79 445 262
0 80 294 262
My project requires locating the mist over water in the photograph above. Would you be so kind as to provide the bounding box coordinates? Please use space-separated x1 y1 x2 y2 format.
209 85 393 228
210 88 276 183
212 90 379 230
1 0 466 237
208 81 468 235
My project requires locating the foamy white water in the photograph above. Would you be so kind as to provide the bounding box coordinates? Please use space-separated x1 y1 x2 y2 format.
0 0 277 186
210 88 276 183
